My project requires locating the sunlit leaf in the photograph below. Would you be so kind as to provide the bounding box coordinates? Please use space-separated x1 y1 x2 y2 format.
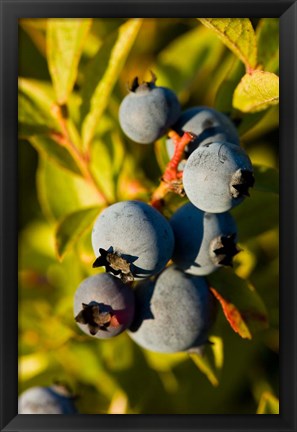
209 269 269 338
90 131 126 203
29 135 82 176
37 157 102 221
198 18 257 71
233 70 279 113
47 18 92 104
82 19 142 149
154 25 224 97
257 391 279 414
256 18 279 73
19 353 49 381
55 206 101 259
189 337 223 387
108 390 128 414
18 78 60 137
214 59 244 113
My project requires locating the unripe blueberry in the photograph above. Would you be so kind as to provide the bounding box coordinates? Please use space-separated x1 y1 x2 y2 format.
166 106 240 166
92 200 174 281
183 141 254 213
170 202 239 275
18 385 77 414
119 73 181 144
74 274 135 339
128 265 216 353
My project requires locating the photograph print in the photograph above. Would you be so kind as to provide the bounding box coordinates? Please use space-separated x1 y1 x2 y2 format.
18 17 279 415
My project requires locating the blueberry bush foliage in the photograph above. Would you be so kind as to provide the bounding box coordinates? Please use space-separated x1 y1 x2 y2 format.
18 18 279 414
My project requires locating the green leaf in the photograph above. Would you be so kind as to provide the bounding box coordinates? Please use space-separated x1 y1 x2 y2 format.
90 131 125 203
37 157 102 221
256 19 279 73
154 25 225 97
189 336 224 387
257 392 279 414
29 135 82 176
79 34 118 125
55 206 101 259
198 18 257 71
253 165 279 195
232 190 279 242
208 269 269 338
81 18 142 149
214 59 245 113
238 111 268 137
233 70 279 113
47 18 92 104
18 78 60 137
239 105 279 140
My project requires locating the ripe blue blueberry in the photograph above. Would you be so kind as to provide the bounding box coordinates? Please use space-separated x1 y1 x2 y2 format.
119 73 181 144
92 200 174 280
74 273 135 339
183 141 254 213
128 265 216 353
170 202 239 275
18 385 77 414
166 106 240 167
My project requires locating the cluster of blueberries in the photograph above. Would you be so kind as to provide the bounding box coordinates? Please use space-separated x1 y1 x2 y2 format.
74 73 254 353
19 74 254 413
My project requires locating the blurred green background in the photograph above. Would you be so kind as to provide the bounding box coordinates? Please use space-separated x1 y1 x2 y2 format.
18 18 279 414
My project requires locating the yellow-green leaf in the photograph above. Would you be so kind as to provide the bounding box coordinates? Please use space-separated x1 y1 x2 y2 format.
256 18 279 73
233 70 279 113
55 206 101 259
47 18 92 104
82 18 142 150
37 157 101 222
198 18 257 71
29 135 82 176
189 337 224 387
253 164 279 195
257 392 279 414
18 78 60 137
154 25 224 97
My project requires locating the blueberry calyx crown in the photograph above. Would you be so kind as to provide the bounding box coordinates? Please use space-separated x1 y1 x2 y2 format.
230 169 255 199
92 248 134 284
129 70 157 93
75 302 115 335
212 233 240 267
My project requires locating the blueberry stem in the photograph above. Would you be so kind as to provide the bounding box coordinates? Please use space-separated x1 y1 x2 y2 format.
151 131 195 211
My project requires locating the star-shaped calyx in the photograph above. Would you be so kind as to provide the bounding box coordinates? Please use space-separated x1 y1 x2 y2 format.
129 70 157 93
211 233 240 267
75 303 118 336
230 169 255 199
92 248 134 284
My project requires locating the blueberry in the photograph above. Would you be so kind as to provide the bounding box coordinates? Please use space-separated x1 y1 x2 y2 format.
92 200 174 280
166 106 240 167
119 73 181 144
128 265 216 353
74 273 135 339
18 385 77 414
170 202 239 275
183 141 254 213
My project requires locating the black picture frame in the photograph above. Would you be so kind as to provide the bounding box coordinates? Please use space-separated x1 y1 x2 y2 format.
1 1 296 431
